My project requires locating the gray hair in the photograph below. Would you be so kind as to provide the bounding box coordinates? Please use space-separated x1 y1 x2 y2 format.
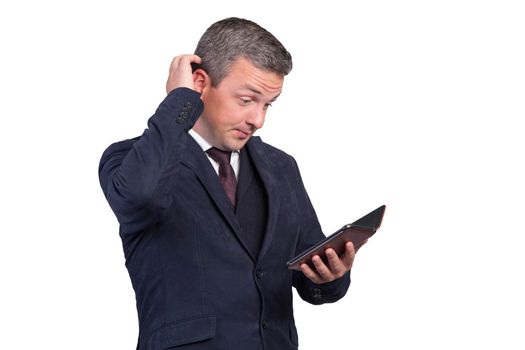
194 17 293 86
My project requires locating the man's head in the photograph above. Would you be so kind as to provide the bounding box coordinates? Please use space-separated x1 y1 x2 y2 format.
194 17 292 87
191 18 292 151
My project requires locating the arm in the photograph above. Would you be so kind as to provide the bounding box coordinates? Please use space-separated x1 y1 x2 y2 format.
98 55 203 234
291 159 351 304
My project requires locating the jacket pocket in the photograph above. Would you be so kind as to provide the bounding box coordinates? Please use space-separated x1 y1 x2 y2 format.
149 315 216 349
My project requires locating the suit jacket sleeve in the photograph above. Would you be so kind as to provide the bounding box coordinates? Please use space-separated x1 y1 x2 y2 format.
290 159 351 305
98 87 204 235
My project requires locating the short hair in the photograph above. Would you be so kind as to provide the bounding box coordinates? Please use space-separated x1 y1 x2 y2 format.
194 17 293 86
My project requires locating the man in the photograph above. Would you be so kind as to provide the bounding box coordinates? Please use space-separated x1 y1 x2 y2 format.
99 17 358 350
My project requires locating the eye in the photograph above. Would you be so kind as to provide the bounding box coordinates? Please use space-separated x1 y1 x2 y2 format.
263 102 273 110
240 97 252 105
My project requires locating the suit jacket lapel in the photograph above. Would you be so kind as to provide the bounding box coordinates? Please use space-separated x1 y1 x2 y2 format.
181 135 256 262
245 138 280 262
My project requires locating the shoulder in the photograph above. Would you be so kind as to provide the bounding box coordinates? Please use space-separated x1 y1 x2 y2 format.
101 136 141 161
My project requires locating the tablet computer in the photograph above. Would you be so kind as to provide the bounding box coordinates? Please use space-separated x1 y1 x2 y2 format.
286 205 386 270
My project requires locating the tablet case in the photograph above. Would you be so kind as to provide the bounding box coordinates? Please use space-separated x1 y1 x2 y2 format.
286 205 386 270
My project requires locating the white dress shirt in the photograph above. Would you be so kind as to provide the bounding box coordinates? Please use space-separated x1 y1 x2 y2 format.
189 129 240 179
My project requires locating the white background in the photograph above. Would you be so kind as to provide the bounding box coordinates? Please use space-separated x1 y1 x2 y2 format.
1 1 524 349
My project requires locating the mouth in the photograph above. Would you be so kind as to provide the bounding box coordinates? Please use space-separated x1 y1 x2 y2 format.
233 129 253 139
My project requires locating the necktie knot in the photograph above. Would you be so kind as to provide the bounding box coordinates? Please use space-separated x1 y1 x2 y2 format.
206 147 232 165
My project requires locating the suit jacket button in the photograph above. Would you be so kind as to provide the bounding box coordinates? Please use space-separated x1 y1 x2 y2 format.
262 320 269 329
312 288 322 299
176 112 188 124
256 269 265 279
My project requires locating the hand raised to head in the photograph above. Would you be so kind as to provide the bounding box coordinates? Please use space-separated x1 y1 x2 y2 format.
166 54 202 94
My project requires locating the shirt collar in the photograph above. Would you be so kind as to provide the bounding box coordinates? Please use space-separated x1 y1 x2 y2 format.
189 129 240 155
189 129 213 152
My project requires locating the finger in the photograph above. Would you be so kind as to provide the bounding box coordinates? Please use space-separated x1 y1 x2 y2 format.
311 255 334 281
177 54 202 68
300 263 321 284
347 241 356 255
187 54 202 65
169 55 202 71
170 54 183 66
341 241 356 268
325 248 345 274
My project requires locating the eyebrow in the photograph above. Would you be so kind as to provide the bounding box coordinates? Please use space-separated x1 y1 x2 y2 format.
269 93 281 102
241 85 281 101
246 86 262 95
241 85 262 95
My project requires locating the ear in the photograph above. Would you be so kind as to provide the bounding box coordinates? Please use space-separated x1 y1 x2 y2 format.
193 68 210 95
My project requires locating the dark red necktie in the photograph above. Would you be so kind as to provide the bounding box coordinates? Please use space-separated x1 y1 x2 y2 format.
206 147 237 207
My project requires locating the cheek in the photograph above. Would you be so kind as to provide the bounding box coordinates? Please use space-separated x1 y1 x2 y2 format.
203 94 248 129
202 96 226 127
218 102 247 125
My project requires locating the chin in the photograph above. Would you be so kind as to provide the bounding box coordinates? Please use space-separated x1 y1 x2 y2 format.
225 138 249 151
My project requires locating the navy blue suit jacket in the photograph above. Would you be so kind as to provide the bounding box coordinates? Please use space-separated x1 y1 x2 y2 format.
99 88 350 350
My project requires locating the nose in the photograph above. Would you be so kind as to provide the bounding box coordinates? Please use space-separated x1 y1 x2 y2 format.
247 108 266 130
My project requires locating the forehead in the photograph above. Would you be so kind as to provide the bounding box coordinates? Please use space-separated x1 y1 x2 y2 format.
221 57 284 95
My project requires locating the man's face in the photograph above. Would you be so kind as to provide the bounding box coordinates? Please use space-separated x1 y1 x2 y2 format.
193 57 284 151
